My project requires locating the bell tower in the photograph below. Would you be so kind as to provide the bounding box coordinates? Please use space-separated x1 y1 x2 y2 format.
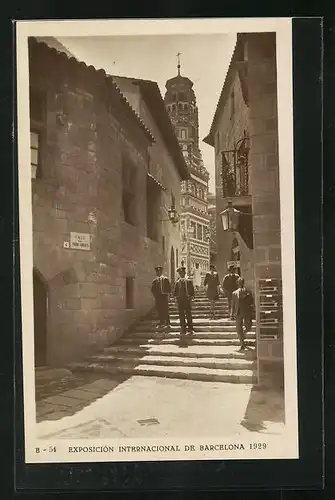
164 55 210 276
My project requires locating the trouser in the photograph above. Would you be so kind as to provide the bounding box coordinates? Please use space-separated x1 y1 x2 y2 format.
225 291 233 315
209 300 216 317
155 296 170 326
235 314 247 346
177 298 193 333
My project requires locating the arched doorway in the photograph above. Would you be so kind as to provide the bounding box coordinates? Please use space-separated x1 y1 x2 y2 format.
33 269 48 367
170 246 175 287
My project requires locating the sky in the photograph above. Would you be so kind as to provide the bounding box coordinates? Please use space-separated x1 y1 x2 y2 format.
58 34 237 192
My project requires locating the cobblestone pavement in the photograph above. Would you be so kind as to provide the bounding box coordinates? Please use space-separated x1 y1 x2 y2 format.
36 375 285 439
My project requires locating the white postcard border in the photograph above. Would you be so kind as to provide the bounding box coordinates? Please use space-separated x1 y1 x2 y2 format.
16 17 298 464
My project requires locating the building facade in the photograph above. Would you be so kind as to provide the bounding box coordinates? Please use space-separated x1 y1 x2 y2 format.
204 33 284 383
112 76 189 286
29 38 187 367
164 64 210 279
207 192 217 265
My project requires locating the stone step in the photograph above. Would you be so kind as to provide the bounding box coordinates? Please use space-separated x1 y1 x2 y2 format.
168 308 230 314
169 307 229 311
104 344 256 360
135 324 256 333
69 362 257 384
127 331 255 341
169 296 228 305
140 320 252 328
88 354 256 371
118 337 256 347
168 314 230 320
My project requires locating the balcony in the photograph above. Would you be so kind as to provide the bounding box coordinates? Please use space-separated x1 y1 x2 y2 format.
220 138 249 198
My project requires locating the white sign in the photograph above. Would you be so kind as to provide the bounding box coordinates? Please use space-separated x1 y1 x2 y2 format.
70 232 91 251
227 260 240 268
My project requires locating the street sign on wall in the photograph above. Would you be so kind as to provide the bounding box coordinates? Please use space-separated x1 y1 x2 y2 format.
69 232 91 251
227 260 240 268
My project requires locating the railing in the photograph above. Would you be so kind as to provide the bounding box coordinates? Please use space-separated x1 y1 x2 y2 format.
221 138 249 198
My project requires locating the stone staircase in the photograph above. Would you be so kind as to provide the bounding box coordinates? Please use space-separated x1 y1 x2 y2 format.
70 290 258 384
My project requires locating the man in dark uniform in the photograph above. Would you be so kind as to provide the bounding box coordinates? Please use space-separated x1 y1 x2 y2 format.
222 265 240 318
151 266 171 330
231 277 254 351
204 264 220 319
174 266 195 339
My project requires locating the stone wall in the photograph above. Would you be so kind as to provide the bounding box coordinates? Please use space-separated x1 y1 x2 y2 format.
214 69 254 287
112 76 184 283
246 33 284 370
30 41 166 366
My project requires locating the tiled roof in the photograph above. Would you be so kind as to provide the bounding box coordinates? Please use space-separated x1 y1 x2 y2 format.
28 37 155 144
203 35 248 147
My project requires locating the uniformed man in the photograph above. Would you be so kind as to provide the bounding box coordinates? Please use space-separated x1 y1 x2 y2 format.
174 266 195 338
151 266 171 330
204 264 220 319
231 277 254 351
222 265 240 317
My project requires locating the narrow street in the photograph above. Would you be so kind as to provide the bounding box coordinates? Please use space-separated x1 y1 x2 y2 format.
36 291 284 440
36 375 284 440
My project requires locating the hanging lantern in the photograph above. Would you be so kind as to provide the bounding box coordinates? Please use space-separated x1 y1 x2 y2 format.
220 201 240 232
168 207 179 224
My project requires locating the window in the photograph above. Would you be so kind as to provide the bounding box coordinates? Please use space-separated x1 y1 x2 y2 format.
172 93 177 102
29 87 46 179
198 187 204 199
176 249 179 267
162 235 165 251
191 183 196 196
122 156 137 226
197 224 202 240
125 277 135 309
146 175 161 241
180 128 187 140
190 221 196 238
178 91 186 101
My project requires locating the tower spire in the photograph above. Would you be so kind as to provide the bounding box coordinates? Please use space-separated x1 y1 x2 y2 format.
176 52 181 76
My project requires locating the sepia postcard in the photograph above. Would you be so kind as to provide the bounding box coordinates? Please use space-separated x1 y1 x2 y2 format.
15 17 298 465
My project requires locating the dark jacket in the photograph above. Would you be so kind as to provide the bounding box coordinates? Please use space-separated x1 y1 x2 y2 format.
151 276 171 298
204 271 220 301
222 273 240 294
174 278 195 300
231 287 255 326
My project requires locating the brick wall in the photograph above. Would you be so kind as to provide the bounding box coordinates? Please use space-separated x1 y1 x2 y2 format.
30 41 169 366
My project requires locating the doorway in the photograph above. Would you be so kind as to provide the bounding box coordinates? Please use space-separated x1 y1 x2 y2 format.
170 246 175 287
33 269 48 367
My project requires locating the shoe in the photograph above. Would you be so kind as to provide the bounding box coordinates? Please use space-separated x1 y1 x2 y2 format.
238 345 246 352
187 330 195 336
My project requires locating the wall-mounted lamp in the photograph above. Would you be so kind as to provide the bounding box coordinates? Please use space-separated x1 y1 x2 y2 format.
220 200 252 232
167 206 179 224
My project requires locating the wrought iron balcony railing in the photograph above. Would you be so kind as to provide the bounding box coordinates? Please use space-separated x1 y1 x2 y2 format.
220 137 249 198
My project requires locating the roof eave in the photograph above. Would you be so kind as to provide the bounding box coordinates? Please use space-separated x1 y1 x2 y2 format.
134 80 190 181
203 134 214 147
